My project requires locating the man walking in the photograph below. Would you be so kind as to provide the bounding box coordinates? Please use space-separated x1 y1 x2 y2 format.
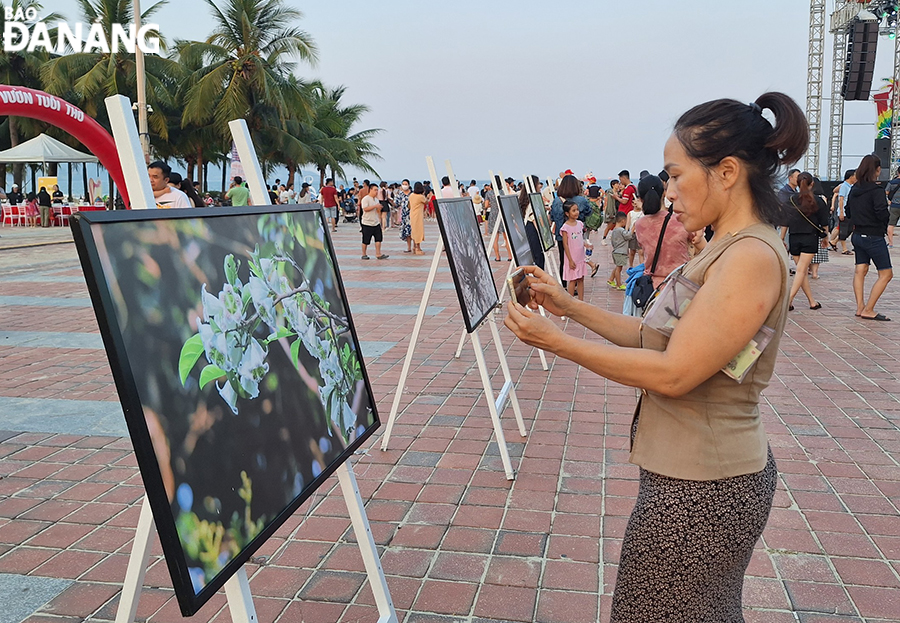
320 178 339 232
831 169 856 254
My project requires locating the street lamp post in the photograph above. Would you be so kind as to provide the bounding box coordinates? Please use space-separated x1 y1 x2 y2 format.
134 0 150 161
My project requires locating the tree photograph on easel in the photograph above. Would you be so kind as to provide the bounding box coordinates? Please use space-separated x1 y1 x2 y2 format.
435 197 499 333
70 204 379 616
498 193 534 266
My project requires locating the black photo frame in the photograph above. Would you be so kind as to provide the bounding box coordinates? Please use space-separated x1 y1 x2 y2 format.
498 194 534 266
434 197 499 333
70 204 379 615
529 192 555 252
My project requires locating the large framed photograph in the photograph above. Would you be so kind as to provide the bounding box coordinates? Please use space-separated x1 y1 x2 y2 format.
529 192 555 252
435 197 499 333
70 205 379 615
498 194 534 266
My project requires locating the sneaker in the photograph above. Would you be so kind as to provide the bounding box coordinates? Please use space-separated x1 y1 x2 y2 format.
607 280 616 287
617 284 627 290
361 255 370 260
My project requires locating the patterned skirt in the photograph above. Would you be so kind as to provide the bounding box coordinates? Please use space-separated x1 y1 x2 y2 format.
611 439 777 622
400 205 411 241
812 244 829 264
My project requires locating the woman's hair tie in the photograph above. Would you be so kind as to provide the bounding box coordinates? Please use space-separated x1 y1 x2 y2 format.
749 102 763 115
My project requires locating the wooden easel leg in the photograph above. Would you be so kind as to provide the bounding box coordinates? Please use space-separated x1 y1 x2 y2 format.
470 328 515 480
453 328 467 359
486 316 527 437
381 237 445 451
114 496 154 623
337 462 398 623
223 566 258 623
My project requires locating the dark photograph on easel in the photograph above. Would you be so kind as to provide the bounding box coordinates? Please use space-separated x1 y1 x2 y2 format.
498 194 534 266
70 204 379 615
435 197 499 333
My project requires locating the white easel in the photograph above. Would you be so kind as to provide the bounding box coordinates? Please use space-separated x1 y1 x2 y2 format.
524 174 562 285
104 95 396 623
452 171 549 371
379 157 526 480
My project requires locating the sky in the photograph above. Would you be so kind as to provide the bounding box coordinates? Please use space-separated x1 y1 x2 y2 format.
46 0 900 183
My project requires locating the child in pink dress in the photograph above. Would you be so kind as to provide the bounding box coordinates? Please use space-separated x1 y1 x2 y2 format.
560 200 587 300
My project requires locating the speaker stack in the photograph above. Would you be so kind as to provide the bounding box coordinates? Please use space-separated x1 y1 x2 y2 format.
842 19 879 101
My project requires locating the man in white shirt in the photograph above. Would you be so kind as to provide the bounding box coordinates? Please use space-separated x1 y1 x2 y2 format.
279 184 293 204
440 176 455 198
148 161 192 208
467 180 480 201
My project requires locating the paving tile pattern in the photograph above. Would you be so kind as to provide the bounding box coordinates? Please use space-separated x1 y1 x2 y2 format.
0 222 898 622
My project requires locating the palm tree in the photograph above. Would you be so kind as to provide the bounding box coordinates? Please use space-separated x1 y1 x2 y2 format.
178 0 318 143
40 0 185 143
304 83 382 186
0 0 64 185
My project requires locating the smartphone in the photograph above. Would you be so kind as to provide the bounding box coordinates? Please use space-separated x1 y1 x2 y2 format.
507 267 532 306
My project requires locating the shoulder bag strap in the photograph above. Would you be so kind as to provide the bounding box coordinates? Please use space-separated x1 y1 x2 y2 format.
649 208 673 274
790 196 827 235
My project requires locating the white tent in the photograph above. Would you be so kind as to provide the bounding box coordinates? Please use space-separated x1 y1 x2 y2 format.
0 133 98 165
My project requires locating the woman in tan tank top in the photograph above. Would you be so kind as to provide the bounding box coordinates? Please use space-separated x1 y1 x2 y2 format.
505 93 809 622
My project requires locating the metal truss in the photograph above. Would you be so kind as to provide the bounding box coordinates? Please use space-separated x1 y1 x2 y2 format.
806 0 827 174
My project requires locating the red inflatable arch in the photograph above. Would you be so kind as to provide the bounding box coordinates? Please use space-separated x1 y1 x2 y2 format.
0 85 129 206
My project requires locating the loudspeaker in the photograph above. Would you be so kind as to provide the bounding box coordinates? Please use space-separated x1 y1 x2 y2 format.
842 20 878 101
874 138 891 180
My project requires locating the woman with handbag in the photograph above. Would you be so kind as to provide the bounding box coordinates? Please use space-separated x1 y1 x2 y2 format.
785 171 829 310
504 92 807 621
633 174 705 291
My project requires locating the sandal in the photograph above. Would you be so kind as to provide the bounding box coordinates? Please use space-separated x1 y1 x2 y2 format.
860 313 891 321
377 254 390 260
591 265 600 278
841 250 853 255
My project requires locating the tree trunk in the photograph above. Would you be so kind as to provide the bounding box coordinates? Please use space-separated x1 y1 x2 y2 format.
82 163 89 201
186 159 195 184
49 163 58 176
0 164 7 189
203 161 209 193
221 159 226 193
319 166 325 188
9 117 23 188
196 145 204 191
286 164 295 189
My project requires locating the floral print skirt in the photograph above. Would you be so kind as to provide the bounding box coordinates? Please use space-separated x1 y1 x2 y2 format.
400 205 411 241
611 431 777 622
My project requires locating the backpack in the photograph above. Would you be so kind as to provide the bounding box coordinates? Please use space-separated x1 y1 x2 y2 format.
584 199 603 231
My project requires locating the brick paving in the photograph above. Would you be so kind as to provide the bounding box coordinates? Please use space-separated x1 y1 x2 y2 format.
0 220 899 622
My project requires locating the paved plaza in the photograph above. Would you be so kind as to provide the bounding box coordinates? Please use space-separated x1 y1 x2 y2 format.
0 220 898 623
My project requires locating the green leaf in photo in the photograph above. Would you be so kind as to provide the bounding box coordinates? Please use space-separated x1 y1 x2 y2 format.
179 333 205 385
225 255 239 286
290 338 301 368
199 364 227 389
266 326 294 343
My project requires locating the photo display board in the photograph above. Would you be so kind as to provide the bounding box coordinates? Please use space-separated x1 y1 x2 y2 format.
529 192 555 252
435 197 499 333
498 194 534 266
70 205 379 615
